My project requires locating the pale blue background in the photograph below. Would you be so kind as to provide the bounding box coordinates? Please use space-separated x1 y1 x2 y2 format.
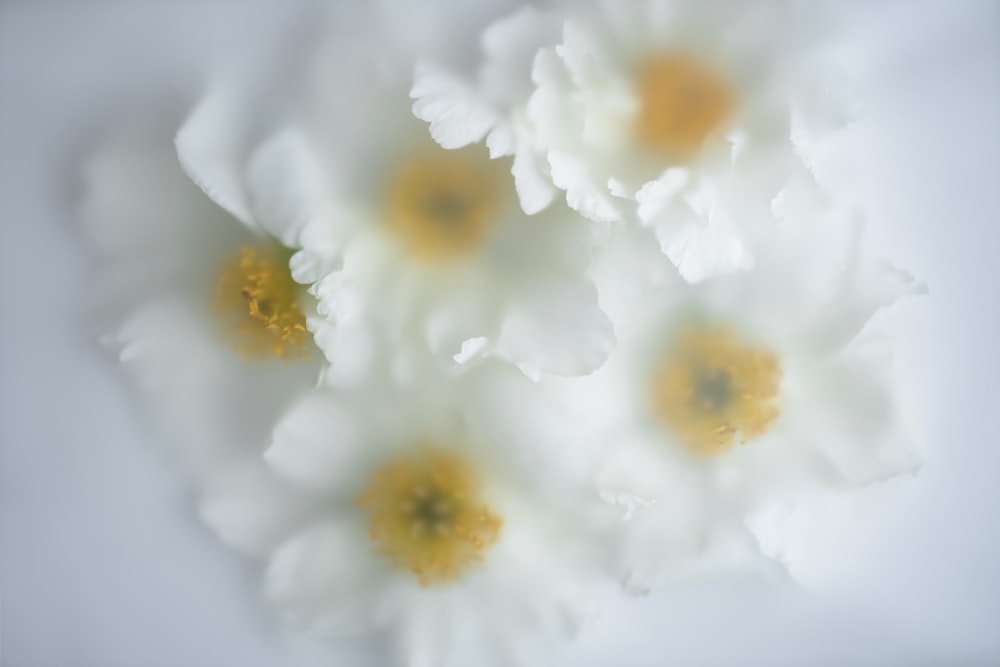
2 1 998 665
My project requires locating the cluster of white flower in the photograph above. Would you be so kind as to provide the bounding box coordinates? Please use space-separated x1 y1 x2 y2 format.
83 1 925 665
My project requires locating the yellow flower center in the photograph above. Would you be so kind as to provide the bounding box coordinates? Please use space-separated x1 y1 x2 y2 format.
385 147 505 262
651 324 781 457
635 53 735 158
357 447 502 586
214 245 310 360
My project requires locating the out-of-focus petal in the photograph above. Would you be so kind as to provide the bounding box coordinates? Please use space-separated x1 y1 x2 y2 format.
201 457 320 557
108 294 317 482
796 339 921 484
174 86 255 226
265 519 387 636
264 391 368 494
496 278 615 377
83 112 237 261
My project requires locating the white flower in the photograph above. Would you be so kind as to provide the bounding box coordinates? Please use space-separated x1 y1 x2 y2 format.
413 0 850 282
83 89 334 479
573 202 924 591
257 7 615 381
201 362 612 667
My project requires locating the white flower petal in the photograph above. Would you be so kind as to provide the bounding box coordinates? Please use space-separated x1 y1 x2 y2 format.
459 364 601 500
746 482 899 588
716 206 923 345
547 150 621 223
596 435 772 592
174 86 254 226
313 318 377 389
485 123 516 158
589 223 680 296
264 391 367 493
109 294 317 482
797 342 921 484
201 457 319 557
496 278 615 377
511 141 557 214
480 5 563 107
411 62 501 150
652 209 748 284
245 130 330 247
422 274 501 366
454 336 491 365
392 586 578 667
556 19 615 88
388 512 601 667
265 519 387 637
714 407 854 512
805 260 927 353
290 247 341 288
634 168 689 219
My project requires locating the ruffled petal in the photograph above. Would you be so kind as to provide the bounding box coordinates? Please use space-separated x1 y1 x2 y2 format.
411 62 501 150
651 208 748 285
547 150 621 222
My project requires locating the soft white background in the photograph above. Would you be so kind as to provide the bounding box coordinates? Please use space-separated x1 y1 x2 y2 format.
1 1 998 665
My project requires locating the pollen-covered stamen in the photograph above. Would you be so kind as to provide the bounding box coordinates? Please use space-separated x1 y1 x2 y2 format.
385 147 505 262
635 53 735 158
357 447 502 586
214 245 310 360
651 324 781 457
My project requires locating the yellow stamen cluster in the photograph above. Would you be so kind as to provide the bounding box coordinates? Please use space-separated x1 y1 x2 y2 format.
385 147 505 262
357 447 502 586
651 324 781 457
635 53 735 158
214 245 310 360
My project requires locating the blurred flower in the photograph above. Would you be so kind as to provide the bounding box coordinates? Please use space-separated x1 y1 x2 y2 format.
255 7 614 382
413 0 849 282
201 362 612 667
82 89 332 479
80 0 927 659
570 202 924 591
